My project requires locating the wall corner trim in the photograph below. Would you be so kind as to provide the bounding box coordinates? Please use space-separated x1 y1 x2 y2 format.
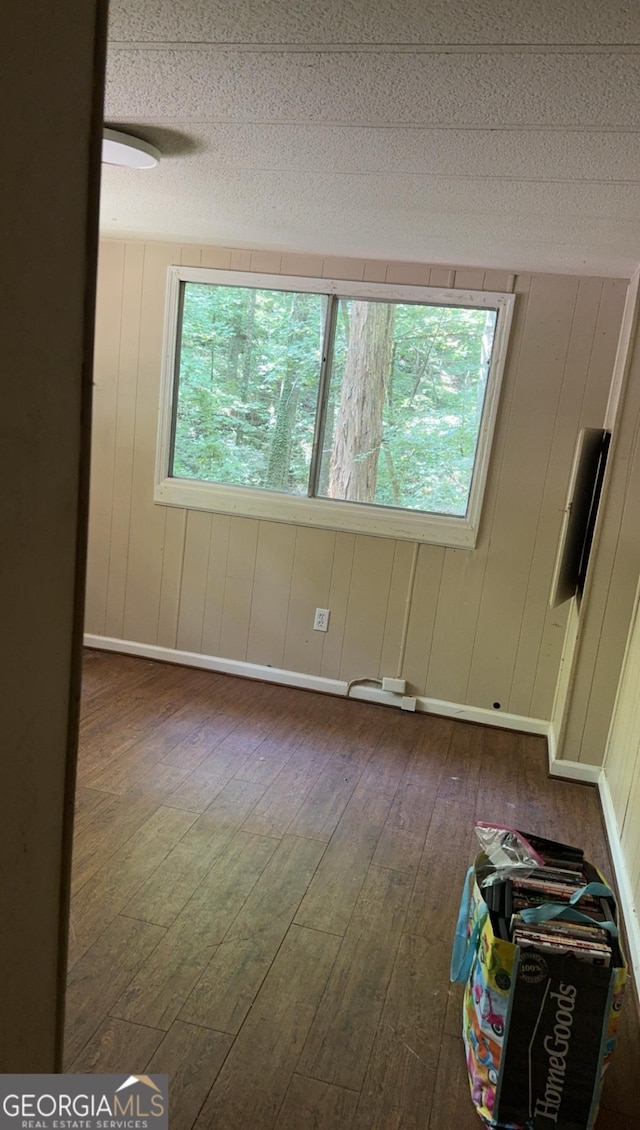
547 722 603 784
599 770 640 998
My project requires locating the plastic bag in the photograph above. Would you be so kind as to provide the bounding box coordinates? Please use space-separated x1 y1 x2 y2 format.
474 821 545 887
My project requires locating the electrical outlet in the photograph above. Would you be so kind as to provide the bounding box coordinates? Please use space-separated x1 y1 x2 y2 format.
314 607 330 632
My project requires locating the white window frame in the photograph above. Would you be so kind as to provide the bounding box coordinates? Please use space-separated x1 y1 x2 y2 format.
154 267 515 548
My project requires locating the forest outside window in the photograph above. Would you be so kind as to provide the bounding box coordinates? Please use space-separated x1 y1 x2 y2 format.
155 268 515 546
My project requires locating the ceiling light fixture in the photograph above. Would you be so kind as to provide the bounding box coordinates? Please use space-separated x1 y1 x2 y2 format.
102 128 160 169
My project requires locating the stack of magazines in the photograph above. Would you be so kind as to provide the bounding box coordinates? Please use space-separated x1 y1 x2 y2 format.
482 832 616 966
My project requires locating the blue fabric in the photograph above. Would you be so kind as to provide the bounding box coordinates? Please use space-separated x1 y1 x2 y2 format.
519 880 618 937
451 865 487 983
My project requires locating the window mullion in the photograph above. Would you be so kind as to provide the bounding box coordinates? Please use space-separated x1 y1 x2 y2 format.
168 281 187 477
308 293 338 498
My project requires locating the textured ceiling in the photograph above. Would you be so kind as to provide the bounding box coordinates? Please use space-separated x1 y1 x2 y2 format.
102 1 640 276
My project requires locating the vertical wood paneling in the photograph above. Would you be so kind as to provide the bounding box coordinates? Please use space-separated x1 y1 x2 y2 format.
179 246 202 269
529 279 627 719
320 532 356 680
104 242 146 639
424 275 533 705
385 263 431 286
85 241 126 635
426 547 490 704
201 514 232 657
626 758 640 917
87 240 625 730
219 518 259 660
176 510 214 652
200 247 232 270
582 280 630 424
363 262 387 283
452 268 486 289
283 527 336 675
280 254 325 277
122 242 181 644
401 545 446 696
322 257 366 281
510 279 605 716
158 508 188 648
550 597 579 739
466 275 579 711
379 541 415 679
230 250 252 271
339 536 396 679
563 404 640 763
560 279 640 765
250 251 283 274
428 267 455 288
246 522 297 667
605 583 640 829
482 270 515 293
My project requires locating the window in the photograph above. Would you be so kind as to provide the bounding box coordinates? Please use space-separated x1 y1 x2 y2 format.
155 268 515 546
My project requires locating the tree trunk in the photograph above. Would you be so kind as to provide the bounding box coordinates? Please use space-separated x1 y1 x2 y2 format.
328 301 394 502
265 294 304 490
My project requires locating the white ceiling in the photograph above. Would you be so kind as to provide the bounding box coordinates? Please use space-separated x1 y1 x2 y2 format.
102 1 640 276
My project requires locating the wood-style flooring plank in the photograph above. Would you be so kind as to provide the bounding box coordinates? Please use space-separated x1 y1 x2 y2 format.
351 934 450 1130
240 754 326 839
123 779 267 926
404 799 476 940
73 785 120 832
273 1075 359 1130
71 764 192 893
112 831 278 1030
437 721 484 805
233 692 325 787
69 1016 164 1073
158 672 261 771
297 866 412 1091
78 652 163 716
285 759 365 843
193 925 341 1130
77 666 195 771
293 721 413 936
64 915 165 1066
372 776 440 874
428 1035 485 1130
180 834 326 1034
599 986 640 1117
69 805 197 967
163 686 291 812
145 1020 233 1130
473 727 545 830
372 714 453 875
81 681 233 793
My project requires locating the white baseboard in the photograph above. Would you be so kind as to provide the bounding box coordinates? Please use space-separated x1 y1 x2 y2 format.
599 771 640 997
83 633 548 734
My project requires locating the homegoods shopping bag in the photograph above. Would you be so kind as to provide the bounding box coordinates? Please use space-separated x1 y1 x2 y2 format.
450 858 626 1129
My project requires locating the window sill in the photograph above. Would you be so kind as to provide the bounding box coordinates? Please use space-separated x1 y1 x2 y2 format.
154 476 479 547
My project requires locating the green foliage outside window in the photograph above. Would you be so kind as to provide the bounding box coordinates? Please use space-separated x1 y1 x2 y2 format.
171 281 497 518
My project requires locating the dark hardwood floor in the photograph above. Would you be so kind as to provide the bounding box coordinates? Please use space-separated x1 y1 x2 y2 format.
66 650 640 1128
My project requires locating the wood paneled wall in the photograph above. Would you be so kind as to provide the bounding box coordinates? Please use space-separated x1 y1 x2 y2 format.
604 579 640 939
85 241 626 721
559 274 640 764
